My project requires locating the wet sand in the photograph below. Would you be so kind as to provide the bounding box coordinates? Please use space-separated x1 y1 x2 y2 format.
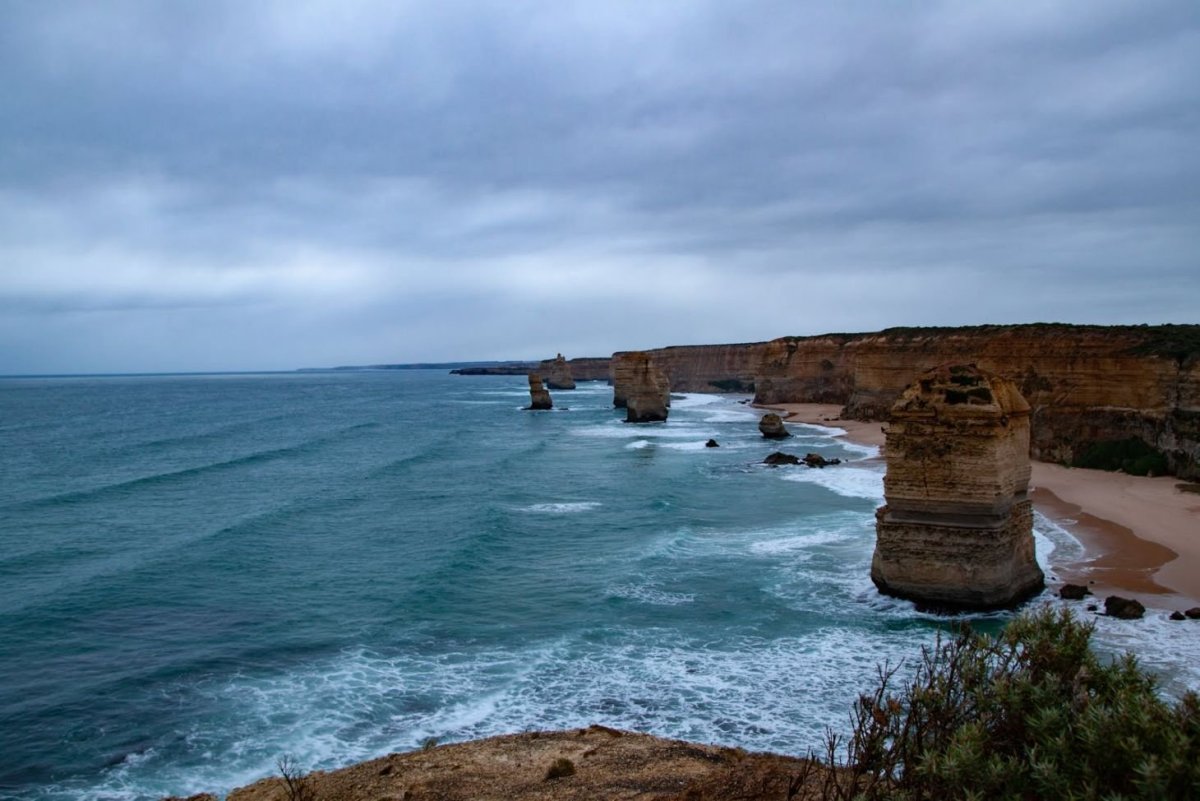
759 402 1200 608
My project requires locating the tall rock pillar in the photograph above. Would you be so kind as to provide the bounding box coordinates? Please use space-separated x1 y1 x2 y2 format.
545 353 577 390
526 373 553 410
871 364 1044 609
623 353 670 423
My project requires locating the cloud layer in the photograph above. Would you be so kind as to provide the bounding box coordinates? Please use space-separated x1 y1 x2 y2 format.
2 1 1198 372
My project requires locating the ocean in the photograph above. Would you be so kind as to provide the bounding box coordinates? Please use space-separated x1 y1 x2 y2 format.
1 371 1196 800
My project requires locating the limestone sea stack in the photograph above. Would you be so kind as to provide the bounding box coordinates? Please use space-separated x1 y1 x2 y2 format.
758 413 789 439
612 351 670 409
545 353 576 390
871 364 1044 610
526 373 553 410
623 354 670 423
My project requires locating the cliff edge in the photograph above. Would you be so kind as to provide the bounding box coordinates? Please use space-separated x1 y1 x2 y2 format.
186 727 817 801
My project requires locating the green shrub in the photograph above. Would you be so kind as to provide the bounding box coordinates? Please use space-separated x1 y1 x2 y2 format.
804 607 1200 800
1073 438 1169 476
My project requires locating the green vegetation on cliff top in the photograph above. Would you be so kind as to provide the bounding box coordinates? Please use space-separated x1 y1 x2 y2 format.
776 323 1200 364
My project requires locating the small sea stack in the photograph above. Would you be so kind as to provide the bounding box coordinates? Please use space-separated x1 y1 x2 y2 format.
526 373 553 410
758 413 789 439
871 364 1044 610
623 354 669 423
545 353 576 390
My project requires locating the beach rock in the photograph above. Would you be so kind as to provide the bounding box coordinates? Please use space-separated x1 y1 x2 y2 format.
763 452 801 466
526 374 553 410
1059 584 1091 600
1186 607 1200 619
161 795 218 801
802 453 840 468
1104 595 1146 619
1087 604 1099 612
1170 611 1187 621
871 365 1044 610
758 413 790 439
544 353 577 390
622 353 670 423
705 439 720 448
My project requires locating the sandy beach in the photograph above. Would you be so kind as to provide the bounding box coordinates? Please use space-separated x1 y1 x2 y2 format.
761 403 1200 609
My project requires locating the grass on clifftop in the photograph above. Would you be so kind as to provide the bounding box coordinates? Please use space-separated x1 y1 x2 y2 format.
802 606 1199 800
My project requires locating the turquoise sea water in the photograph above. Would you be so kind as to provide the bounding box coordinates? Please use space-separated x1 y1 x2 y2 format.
1 371 1196 800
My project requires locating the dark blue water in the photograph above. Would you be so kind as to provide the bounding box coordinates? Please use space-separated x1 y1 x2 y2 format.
1 371 1191 800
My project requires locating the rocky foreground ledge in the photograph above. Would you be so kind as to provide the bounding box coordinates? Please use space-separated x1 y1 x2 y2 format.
167 726 818 801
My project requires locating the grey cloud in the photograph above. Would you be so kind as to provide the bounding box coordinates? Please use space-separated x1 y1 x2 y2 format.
1 1 1197 372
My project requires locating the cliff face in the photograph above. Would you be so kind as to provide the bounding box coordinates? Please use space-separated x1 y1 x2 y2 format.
753 336 855 405
613 344 765 403
871 365 1044 610
731 325 1200 478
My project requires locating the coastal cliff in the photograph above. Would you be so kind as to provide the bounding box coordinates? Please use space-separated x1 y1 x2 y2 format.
536 356 612 383
620 325 1197 477
612 344 765 402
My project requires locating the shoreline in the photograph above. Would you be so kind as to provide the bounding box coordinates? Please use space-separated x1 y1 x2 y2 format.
759 402 1200 609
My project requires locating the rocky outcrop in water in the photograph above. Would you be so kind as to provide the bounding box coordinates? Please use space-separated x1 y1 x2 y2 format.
526 374 553 410
611 345 763 404
758 413 790 439
871 365 1044 610
543 354 577 390
622 354 669 423
1104 595 1146 619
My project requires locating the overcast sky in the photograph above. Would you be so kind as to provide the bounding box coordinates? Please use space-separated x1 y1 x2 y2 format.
2 1 1198 373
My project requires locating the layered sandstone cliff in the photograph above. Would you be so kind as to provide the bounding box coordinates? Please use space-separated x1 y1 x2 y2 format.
611 344 765 405
544 354 576 390
744 325 1199 477
621 353 670 423
871 365 1044 609
535 356 611 383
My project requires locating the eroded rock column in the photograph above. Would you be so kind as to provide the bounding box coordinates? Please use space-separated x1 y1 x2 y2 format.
526 373 553 410
545 354 576 390
624 353 670 423
871 364 1044 609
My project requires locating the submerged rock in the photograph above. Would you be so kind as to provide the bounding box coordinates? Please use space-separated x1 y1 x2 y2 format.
1187 607 1200 619
1104 595 1146 619
758 413 789 439
802 453 840 468
763 452 801 466
705 439 720 448
1171 611 1186 621
871 364 1044 610
526 373 553 410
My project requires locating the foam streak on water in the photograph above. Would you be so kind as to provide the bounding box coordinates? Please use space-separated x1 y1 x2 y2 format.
0 373 1194 801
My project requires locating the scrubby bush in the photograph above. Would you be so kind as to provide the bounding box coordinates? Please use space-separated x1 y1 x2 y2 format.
1073 438 1168 476
802 607 1199 800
